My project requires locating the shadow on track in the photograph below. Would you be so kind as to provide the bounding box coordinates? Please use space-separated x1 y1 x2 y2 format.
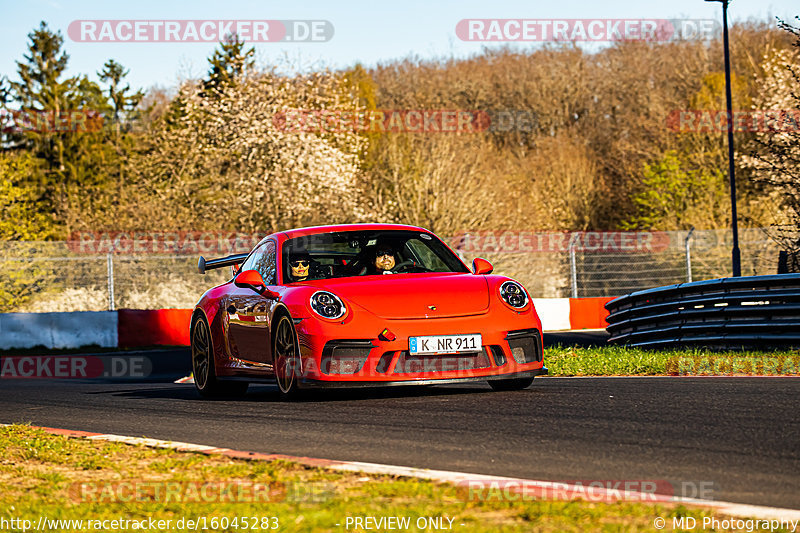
543 330 609 348
104 381 527 403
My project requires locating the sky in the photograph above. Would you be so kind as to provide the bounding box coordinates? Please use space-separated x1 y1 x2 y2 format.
1 0 797 95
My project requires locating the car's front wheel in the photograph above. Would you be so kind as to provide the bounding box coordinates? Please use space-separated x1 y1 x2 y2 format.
273 314 302 400
488 376 534 391
191 314 248 398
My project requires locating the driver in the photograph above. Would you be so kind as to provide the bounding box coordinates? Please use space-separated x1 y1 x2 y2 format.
371 244 396 275
289 252 312 281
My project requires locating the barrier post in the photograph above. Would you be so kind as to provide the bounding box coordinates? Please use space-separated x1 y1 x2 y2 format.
107 253 115 311
685 227 695 283
569 236 578 298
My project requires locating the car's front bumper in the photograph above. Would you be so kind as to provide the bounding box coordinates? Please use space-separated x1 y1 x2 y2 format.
293 308 545 385
299 367 548 388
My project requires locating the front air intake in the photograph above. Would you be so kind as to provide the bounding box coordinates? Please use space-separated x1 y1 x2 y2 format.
490 345 506 366
320 340 374 375
505 329 542 364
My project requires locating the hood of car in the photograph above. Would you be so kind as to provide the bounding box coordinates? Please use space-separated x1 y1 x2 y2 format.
318 273 490 319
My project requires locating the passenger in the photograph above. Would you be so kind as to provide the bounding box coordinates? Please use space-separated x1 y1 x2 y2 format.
370 244 397 275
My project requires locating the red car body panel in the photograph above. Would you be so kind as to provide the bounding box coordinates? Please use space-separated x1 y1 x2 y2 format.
192 223 545 388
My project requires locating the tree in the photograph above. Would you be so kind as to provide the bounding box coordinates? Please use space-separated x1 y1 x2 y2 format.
0 153 53 240
0 153 59 311
4 22 124 235
0 75 9 105
622 150 729 230
10 22 71 109
740 18 800 268
98 59 143 125
367 133 504 235
203 35 255 94
110 65 379 232
0 76 11 147
7 21 74 174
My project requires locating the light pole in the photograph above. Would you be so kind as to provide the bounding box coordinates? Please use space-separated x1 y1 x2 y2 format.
705 0 741 276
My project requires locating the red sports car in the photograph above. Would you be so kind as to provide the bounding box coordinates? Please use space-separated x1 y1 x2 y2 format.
191 223 546 399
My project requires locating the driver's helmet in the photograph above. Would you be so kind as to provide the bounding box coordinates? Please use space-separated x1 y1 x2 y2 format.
288 251 312 281
374 243 396 260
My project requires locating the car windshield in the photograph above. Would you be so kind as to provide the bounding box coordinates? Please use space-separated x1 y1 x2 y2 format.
282 230 469 283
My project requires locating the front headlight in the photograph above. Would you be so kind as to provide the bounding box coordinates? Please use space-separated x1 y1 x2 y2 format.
310 291 347 319
499 281 529 309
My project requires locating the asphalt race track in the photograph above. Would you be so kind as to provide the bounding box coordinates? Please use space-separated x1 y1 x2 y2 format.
2 373 799 508
543 330 609 348
1 331 798 511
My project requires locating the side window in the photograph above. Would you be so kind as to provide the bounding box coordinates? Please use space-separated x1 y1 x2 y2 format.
238 240 276 285
406 239 449 271
253 240 277 285
239 243 264 273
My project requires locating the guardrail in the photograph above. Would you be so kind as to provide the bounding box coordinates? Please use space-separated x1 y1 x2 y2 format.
605 274 800 349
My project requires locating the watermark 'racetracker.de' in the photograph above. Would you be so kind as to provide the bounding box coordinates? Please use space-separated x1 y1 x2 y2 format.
273 109 537 134
69 480 334 503
456 19 720 42
459 479 715 502
667 355 800 376
68 231 267 255
1 110 104 133
68 20 333 42
451 231 671 254
0 356 151 379
667 109 800 133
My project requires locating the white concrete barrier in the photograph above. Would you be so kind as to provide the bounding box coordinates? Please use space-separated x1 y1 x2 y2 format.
532 298 572 331
0 312 118 349
0 299 608 350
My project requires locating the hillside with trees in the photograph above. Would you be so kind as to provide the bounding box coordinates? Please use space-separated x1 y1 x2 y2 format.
1 18 798 241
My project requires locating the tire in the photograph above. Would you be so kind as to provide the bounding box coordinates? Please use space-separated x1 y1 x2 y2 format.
191 314 248 398
488 376 534 391
273 314 303 400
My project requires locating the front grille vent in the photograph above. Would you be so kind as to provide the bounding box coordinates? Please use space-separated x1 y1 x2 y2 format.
392 349 491 374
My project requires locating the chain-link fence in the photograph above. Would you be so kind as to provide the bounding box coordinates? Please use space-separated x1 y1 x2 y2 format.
0 241 230 313
452 228 781 298
0 229 784 312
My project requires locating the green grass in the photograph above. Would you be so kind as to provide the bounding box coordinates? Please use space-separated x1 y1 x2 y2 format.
0 424 782 532
545 346 800 376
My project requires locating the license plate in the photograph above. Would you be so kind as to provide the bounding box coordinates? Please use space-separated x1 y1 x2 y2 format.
408 334 482 355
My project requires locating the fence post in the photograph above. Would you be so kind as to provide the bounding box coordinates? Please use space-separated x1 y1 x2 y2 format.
569 236 578 298
685 227 695 283
107 253 115 311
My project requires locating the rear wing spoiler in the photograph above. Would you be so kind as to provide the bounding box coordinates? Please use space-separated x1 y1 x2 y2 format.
197 253 249 274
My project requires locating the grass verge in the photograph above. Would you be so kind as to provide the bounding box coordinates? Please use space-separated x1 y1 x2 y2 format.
0 424 770 532
545 346 800 377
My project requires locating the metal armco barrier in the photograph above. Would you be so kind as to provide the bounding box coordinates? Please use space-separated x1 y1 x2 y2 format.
605 274 800 349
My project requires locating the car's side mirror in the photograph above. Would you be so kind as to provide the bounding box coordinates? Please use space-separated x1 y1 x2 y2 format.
234 270 279 299
472 258 493 275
